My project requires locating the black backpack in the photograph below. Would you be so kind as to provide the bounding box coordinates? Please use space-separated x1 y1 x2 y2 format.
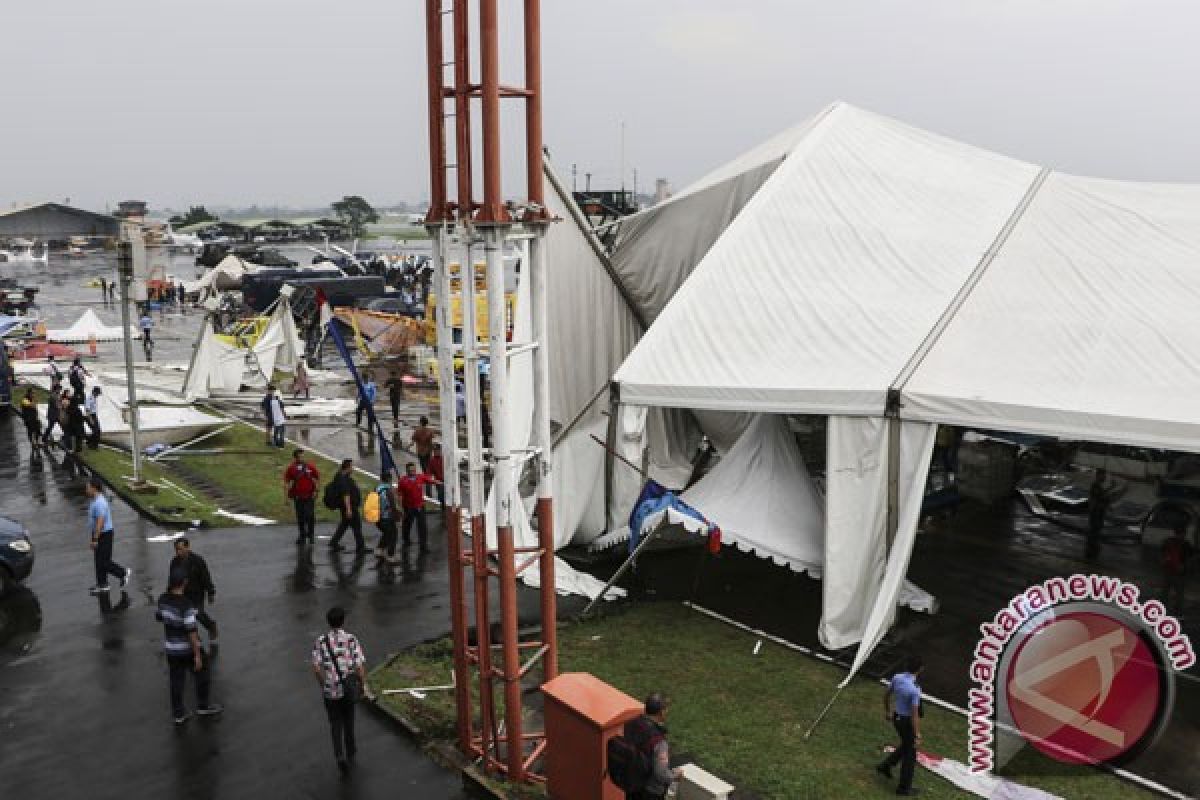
606 717 660 792
322 477 342 511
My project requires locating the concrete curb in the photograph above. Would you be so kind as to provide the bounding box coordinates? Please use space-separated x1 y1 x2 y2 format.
80 457 192 530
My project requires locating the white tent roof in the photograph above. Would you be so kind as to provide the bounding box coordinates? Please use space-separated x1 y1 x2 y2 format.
47 309 138 343
614 102 1200 452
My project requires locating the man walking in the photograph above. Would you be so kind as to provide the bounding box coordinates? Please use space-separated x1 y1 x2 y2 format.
311 606 367 772
169 538 218 645
329 459 366 553
139 310 154 353
398 462 439 551
355 374 378 429
384 370 404 426
262 384 287 447
84 386 103 449
285 449 320 546
86 477 131 595
410 415 436 477
156 569 223 725
371 469 402 564
621 693 681 800
877 656 925 796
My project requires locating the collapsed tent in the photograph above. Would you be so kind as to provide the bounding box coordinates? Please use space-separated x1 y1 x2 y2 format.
182 299 303 400
47 309 138 343
608 100 1200 678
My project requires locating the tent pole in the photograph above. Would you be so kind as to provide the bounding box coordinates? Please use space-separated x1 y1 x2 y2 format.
580 521 669 617
603 384 620 531
885 395 901 550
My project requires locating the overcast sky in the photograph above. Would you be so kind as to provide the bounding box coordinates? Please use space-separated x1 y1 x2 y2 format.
2 0 1198 211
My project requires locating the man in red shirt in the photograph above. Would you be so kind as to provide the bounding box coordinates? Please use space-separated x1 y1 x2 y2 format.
397 462 439 552
284 449 320 546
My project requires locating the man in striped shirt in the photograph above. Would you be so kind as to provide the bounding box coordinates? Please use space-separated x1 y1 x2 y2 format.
156 569 223 725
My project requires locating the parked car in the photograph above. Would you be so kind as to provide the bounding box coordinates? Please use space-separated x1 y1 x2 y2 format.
0 516 34 594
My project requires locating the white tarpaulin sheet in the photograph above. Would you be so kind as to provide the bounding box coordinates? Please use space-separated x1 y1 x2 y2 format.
682 414 824 575
47 309 138 343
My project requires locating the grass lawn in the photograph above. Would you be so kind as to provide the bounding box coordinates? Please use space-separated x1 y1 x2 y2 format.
370 602 1157 800
78 414 375 528
78 446 225 528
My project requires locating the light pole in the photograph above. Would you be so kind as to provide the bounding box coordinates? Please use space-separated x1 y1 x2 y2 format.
116 239 143 484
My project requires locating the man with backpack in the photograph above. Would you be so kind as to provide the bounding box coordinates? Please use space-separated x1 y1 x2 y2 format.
327 459 366 553
608 693 680 800
285 449 320 546
366 468 401 564
1162 525 1194 616
397 462 439 552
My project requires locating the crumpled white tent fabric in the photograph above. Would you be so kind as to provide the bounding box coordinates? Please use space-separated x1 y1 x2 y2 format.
182 255 250 294
182 329 249 399
251 298 303 380
47 309 138 343
682 414 825 575
823 417 938 652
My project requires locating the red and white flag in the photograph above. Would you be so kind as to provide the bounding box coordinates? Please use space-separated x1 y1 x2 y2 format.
315 287 333 329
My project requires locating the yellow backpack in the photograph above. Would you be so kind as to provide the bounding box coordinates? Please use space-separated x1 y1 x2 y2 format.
362 485 386 523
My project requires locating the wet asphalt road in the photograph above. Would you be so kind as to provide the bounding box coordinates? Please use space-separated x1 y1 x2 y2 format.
0 413 468 800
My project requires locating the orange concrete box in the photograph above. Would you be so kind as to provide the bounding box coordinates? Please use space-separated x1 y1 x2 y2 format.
542 672 642 800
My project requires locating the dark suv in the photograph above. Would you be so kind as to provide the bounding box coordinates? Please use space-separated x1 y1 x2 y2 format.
0 516 33 594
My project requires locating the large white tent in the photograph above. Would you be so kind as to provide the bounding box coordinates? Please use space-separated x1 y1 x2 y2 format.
605 101 1200 678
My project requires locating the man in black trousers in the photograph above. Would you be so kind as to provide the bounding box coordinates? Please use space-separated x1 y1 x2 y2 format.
311 606 368 772
877 656 925 796
328 459 366 553
169 537 218 646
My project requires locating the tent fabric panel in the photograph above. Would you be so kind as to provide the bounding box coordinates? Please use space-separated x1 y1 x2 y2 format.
609 158 787 325
682 414 825 576
544 166 642 430
614 104 1041 413
903 172 1200 453
820 415 888 651
842 421 937 685
616 384 887 417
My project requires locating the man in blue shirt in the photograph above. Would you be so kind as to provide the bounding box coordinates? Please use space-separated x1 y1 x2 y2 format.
355 374 378 428
86 478 131 595
877 656 924 796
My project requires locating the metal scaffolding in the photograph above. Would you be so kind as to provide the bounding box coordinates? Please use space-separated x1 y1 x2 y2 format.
424 0 557 783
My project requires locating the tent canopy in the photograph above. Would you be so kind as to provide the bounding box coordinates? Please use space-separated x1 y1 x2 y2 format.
613 102 1200 454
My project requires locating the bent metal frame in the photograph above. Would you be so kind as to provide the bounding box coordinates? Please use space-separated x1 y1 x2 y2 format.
424 0 558 783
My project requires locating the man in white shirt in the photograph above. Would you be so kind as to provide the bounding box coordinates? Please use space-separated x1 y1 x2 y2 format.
84 386 102 449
